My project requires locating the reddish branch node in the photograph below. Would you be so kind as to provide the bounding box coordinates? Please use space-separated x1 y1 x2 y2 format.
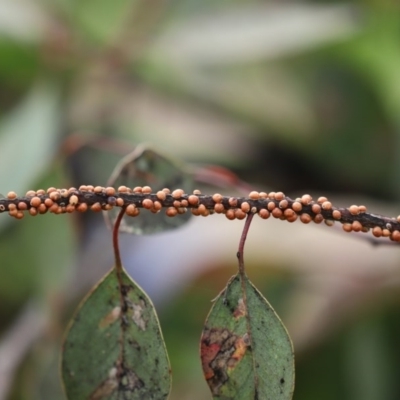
1 188 400 244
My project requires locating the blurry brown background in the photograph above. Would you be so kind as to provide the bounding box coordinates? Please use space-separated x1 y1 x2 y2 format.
1 1 400 399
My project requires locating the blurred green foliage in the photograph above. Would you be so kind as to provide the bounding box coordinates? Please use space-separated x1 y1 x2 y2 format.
1 1 400 399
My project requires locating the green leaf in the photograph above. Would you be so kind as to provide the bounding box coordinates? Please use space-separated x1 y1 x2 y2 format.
200 273 295 399
105 144 193 235
61 266 171 400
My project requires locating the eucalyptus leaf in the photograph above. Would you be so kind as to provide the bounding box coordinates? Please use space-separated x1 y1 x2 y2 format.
201 273 295 399
61 266 171 400
105 144 193 235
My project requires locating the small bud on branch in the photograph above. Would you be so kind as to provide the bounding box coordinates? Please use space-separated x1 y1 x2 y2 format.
1 187 400 243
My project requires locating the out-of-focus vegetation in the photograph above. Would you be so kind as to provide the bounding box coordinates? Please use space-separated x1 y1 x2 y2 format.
1 1 400 399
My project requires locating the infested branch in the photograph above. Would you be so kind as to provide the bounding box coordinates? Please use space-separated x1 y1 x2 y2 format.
1 185 400 244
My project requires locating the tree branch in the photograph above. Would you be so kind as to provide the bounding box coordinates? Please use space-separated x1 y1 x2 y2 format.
1 187 400 244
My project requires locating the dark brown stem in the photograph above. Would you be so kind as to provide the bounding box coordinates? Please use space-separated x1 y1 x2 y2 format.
2 189 400 245
113 207 126 272
237 213 254 276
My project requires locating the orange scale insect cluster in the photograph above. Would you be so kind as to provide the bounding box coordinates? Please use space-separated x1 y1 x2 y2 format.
2 186 400 244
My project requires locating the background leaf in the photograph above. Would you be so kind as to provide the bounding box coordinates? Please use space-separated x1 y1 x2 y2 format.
61 266 171 399
201 273 295 399
105 144 193 235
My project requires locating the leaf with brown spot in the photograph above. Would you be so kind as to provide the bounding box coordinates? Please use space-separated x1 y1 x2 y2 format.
61 266 171 400
200 273 295 399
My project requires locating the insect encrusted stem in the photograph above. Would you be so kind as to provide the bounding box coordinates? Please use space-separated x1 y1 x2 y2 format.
1 187 400 244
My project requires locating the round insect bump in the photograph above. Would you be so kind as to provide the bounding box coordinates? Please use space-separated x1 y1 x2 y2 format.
279 199 288 209
248 191 260 200
272 208 283 219
105 187 116 197
286 213 298 223
324 219 335 227
8 204 16 211
214 203 225 213
349 205 359 215
44 198 53 208
193 189 201 195
241 201 250 213
7 191 17 200
60 189 69 198
69 195 79 205
166 207 178 217
30 197 41 208
372 226 382 237
49 191 60 201
178 207 188 215
91 203 102 212
382 229 391 237
300 213 312 224
258 209 270 219
352 221 362 232
156 191 166 201
197 204 206 215
359 205 367 213
181 199 188 207
162 188 171 194
313 214 324 224
267 201 276 211
191 208 200 216
386 223 392 231
391 230 400 241
25 190 36 197
133 186 142 193
259 192 268 198
79 185 88 191
119 185 129 193
269 192 276 199
86 185 94 192
66 204 75 213
342 223 352 232
301 194 312 205
142 186 152 194
17 202 27 211
153 201 162 211
173 200 181 208
292 201 302 212
283 208 294 219
225 209 236 220
8 208 18 217
397 215 400 223
321 201 332 210
187 195 199 206
142 199 153 210
332 210 341 220
235 209 246 220
29 208 38 216
49 204 59 213
38 204 47 214
36 189 45 195
317 196 328 204
15 211 24 220
212 193 223 203
275 192 285 201
116 198 124 207
251 206 257 214
77 203 88 213
311 204 321 214
94 186 103 194
126 204 137 216
172 189 184 199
